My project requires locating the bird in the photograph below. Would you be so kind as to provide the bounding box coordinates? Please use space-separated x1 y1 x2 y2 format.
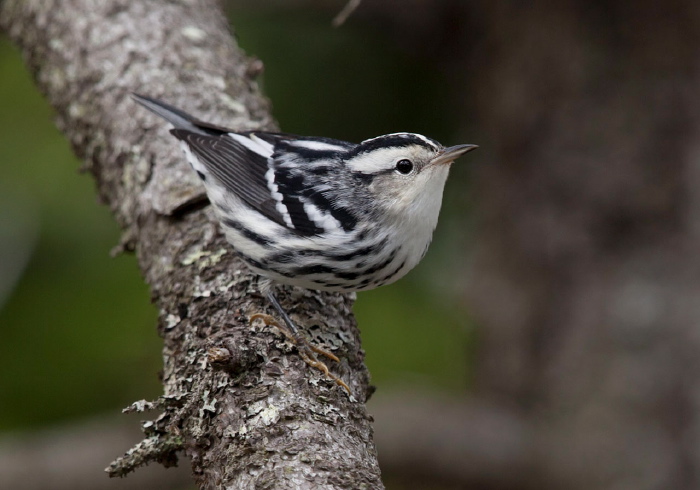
132 93 477 394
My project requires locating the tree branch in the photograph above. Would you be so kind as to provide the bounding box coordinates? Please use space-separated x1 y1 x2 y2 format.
0 392 537 490
0 0 381 487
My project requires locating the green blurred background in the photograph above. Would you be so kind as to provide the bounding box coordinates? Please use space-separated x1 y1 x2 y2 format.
0 4 476 432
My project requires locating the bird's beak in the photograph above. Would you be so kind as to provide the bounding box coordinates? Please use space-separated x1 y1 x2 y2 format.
431 144 478 166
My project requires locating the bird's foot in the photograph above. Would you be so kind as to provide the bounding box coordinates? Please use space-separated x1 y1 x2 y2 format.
250 313 351 395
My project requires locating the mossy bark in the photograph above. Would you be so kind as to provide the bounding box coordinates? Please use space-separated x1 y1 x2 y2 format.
1 1 381 488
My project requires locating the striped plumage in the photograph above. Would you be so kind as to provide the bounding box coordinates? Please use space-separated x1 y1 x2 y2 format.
134 94 476 295
133 94 476 392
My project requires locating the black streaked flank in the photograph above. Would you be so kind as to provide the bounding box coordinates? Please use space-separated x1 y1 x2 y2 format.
357 277 372 288
361 248 398 276
234 250 267 270
295 263 343 276
374 260 407 287
235 251 296 279
329 237 387 261
320 283 343 289
353 228 371 242
266 237 387 265
221 217 272 247
268 251 295 264
333 270 362 281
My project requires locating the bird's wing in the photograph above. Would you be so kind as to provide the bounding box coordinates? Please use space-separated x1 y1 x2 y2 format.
132 94 357 236
171 129 353 236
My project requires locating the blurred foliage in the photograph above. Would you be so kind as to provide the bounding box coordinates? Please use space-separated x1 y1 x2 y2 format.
229 7 458 142
0 38 162 430
0 5 473 433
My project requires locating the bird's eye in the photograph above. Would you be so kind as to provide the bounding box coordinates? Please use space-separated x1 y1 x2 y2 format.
395 159 414 175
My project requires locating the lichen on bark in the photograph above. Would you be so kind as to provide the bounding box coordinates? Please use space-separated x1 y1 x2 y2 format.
0 0 382 487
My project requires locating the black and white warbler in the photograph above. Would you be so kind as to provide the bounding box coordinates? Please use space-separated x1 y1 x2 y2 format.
133 94 477 393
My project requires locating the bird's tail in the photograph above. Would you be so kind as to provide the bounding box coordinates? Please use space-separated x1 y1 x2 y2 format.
131 93 229 136
131 93 199 129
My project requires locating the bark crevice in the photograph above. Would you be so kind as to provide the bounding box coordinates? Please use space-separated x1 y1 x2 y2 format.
1 1 382 488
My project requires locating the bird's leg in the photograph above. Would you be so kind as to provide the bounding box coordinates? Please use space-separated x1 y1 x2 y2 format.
265 292 340 362
250 291 351 395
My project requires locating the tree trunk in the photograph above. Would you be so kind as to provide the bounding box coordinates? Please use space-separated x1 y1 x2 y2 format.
0 1 382 488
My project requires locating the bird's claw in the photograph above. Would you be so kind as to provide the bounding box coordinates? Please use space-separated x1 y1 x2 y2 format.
250 313 351 395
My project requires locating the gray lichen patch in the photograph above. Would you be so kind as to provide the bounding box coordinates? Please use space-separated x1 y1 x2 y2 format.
1 0 382 486
181 246 228 269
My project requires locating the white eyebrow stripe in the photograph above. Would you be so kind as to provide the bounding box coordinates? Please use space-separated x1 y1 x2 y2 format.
345 147 407 174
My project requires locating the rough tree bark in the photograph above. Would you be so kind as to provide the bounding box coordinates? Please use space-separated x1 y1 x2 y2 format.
0 1 382 488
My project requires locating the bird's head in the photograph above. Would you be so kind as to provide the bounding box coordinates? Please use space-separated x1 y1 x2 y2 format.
345 133 477 219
